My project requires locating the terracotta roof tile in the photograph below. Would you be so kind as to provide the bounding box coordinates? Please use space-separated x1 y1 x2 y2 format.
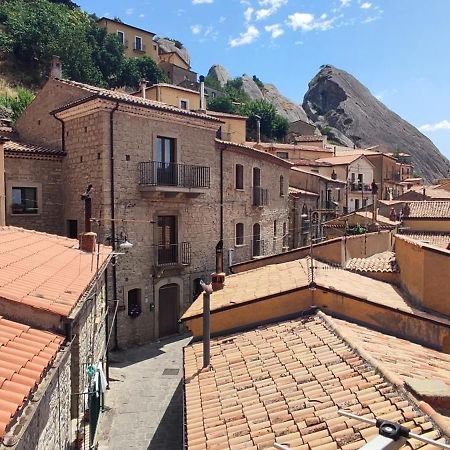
4 140 64 157
184 314 443 449
0 316 63 440
398 233 450 249
345 251 398 273
404 201 450 219
0 227 111 317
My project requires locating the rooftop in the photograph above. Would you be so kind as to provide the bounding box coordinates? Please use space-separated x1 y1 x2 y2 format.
291 167 347 184
3 139 64 158
316 155 372 166
249 142 332 153
406 185 450 200
0 316 64 438
182 258 427 321
51 79 221 122
398 233 450 250
345 251 398 273
184 312 447 450
289 187 319 197
405 202 450 219
97 16 156 36
0 227 111 317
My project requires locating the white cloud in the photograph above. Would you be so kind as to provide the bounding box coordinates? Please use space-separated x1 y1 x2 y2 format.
229 25 260 47
340 0 351 7
287 12 335 31
360 2 372 8
265 23 284 38
192 0 213 4
295 40 304 45
244 7 254 22
191 24 202 35
255 0 287 21
139 13 145 18
362 15 378 23
219 16 226 23
419 120 450 132
125 8 134 15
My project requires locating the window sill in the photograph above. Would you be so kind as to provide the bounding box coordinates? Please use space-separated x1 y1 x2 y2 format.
235 188 245 192
234 244 246 248
10 212 40 216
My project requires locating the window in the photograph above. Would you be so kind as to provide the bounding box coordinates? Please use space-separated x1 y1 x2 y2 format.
235 164 244 190
253 223 262 257
273 220 277 237
235 223 244 246
179 99 189 110
12 187 38 214
282 222 288 247
276 152 289 159
117 31 125 45
157 215 177 265
280 175 284 197
67 220 78 239
135 36 142 51
192 278 203 301
127 288 142 318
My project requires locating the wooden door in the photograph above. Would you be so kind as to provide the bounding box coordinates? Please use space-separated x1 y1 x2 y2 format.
159 284 179 337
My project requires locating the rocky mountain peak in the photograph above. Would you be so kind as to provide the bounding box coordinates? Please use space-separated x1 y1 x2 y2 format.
303 65 450 181
207 64 230 87
155 37 191 66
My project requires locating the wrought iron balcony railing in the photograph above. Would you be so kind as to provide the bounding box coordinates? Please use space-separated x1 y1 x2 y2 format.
156 242 191 266
253 186 269 206
139 161 211 189
350 182 372 192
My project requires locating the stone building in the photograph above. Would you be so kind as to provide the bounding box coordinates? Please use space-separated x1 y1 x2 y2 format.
0 227 112 448
8 72 293 347
217 140 291 265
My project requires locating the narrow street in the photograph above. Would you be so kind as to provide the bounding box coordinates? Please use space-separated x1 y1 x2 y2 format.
97 335 191 450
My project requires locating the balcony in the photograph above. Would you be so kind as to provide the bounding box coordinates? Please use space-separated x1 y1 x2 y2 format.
139 161 210 197
253 186 269 207
350 182 372 193
156 242 191 267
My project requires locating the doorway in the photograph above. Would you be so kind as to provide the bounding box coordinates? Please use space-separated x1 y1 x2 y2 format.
159 284 179 337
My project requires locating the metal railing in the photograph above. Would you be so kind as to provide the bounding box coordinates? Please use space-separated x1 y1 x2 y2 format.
350 182 372 192
156 242 191 266
139 161 211 189
253 186 269 206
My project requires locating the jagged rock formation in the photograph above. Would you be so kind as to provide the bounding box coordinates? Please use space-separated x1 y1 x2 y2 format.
155 38 191 66
207 64 230 87
303 65 449 181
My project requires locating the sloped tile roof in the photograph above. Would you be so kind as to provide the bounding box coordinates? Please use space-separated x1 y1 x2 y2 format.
0 316 64 439
0 227 111 317
289 187 319 197
405 202 450 219
52 78 222 122
184 313 446 449
4 139 64 157
399 233 450 249
345 251 398 273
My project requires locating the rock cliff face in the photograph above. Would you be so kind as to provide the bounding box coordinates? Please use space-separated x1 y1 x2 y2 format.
303 65 449 181
156 38 191 66
207 64 230 87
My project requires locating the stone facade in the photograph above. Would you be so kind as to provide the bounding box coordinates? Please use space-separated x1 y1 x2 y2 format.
2 347 72 450
5 155 64 235
220 142 291 265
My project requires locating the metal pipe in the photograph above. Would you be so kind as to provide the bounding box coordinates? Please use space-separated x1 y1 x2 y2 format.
200 281 213 369
199 75 206 111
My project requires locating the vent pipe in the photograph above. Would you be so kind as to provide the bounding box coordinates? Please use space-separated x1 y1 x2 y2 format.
50 56 62 79
199 75 206 111
139 79 147 99
200 280 213 369
79 184 96 252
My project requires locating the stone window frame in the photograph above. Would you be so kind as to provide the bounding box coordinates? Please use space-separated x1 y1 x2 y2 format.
123 283 146 318
134 35 143 51
235 222 245 247
117 30 125 45
235 164 244 190
153 133 180 164
7 181 43 216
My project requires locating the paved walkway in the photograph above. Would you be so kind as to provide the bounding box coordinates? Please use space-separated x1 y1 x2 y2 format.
97 335 192 450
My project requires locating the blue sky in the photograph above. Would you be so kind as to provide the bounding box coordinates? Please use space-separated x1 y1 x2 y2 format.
78 0 450 160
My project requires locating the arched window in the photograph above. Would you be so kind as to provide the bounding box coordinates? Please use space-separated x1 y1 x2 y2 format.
280 175 284 197
235 164 244 189
127 288 142 318
235 223 244 246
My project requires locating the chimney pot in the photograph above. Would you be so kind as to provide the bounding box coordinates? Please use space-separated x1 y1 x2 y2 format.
79 232 97 253
199 75 206 111
50 56 62 79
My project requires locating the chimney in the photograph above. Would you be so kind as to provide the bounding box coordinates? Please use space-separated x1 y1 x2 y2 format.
0 136 7 226
211 240 225 291
199 75 206 111
139 79 147 99
50 56 62 79
79 184 96 252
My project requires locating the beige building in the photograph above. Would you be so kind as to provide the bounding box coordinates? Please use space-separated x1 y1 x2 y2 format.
250 142 332 161
208 111 247 144
97 17 159 61
10 72 291 347
139 83 202 110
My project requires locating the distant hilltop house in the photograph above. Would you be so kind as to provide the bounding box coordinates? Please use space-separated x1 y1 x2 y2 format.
96 17 196 85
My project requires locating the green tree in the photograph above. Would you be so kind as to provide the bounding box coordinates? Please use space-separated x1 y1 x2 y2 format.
240 99 277 140
116 56 167 89
207 96 235 114
272 114 289 141
204 75 222 92
0 87 35 122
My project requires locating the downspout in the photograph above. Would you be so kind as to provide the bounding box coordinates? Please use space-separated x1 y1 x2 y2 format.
110 102 120 350
54 115 66 153
220 145 224 242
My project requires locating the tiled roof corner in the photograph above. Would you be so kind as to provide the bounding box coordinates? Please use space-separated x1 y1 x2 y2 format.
4 139 64 157
345 251 398 273
405 202 450 219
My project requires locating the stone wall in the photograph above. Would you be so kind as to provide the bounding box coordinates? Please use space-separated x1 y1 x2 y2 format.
3 347 72 450
4 155 64 235
221 145 291 265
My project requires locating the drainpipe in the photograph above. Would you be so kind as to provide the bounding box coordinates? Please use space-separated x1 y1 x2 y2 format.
199 75 206 112
220 145 224 243
200 281 213 368
110 102 120 350
53 115 66 153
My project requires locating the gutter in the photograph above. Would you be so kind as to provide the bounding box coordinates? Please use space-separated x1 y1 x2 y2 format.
53 114 66 154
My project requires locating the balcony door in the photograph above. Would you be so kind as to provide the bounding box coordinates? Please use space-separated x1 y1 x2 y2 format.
157 215 178 265
156 136 176 185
